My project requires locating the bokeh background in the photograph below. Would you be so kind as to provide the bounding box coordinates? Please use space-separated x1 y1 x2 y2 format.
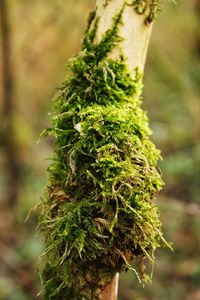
0 0 200 299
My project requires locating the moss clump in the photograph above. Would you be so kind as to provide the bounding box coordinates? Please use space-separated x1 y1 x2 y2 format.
37 6 170 300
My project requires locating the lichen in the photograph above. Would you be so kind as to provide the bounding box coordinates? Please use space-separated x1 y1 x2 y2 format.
37 5 171 300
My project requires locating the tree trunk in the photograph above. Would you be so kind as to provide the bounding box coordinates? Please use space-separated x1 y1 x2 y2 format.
37 1 164 299
0 0 20 207
96 0 153 74
100 273 119 300
95 1 153 299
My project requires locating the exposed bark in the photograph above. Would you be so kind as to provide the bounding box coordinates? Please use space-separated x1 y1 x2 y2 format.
100 273 119 300
96 0 153 74
95 1 153 298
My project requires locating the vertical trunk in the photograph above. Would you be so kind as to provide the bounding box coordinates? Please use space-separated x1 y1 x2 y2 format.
194 0 200 56
0 0 20 206
95 1 154 299
96 0 153 74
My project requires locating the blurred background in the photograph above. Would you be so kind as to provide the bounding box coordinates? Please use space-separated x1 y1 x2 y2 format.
0 0 200 299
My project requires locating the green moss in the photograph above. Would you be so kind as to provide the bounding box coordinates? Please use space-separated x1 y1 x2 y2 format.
37 5 170 300
103 0 162 24
103 0 112 8
127 0 162 24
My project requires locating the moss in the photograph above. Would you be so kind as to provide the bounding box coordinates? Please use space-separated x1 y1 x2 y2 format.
126 0 162 24
103 0 112 8
37 5 171 300
103 0 162 24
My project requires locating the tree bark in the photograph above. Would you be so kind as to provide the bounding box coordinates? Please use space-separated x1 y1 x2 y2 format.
100 273 119 300
95 1 153 299
96 0 153 74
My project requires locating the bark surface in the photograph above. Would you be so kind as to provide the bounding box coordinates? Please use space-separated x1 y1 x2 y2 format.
96 0 153 74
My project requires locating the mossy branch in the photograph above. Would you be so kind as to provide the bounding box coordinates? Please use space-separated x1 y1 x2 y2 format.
37 2 171 299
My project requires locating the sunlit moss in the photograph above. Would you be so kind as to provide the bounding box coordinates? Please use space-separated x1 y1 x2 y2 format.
37 4 170 300
130 0 162 24
104 0 162 24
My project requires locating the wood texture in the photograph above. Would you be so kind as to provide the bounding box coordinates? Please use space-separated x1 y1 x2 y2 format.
100 273 119 300
96 0 153 74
